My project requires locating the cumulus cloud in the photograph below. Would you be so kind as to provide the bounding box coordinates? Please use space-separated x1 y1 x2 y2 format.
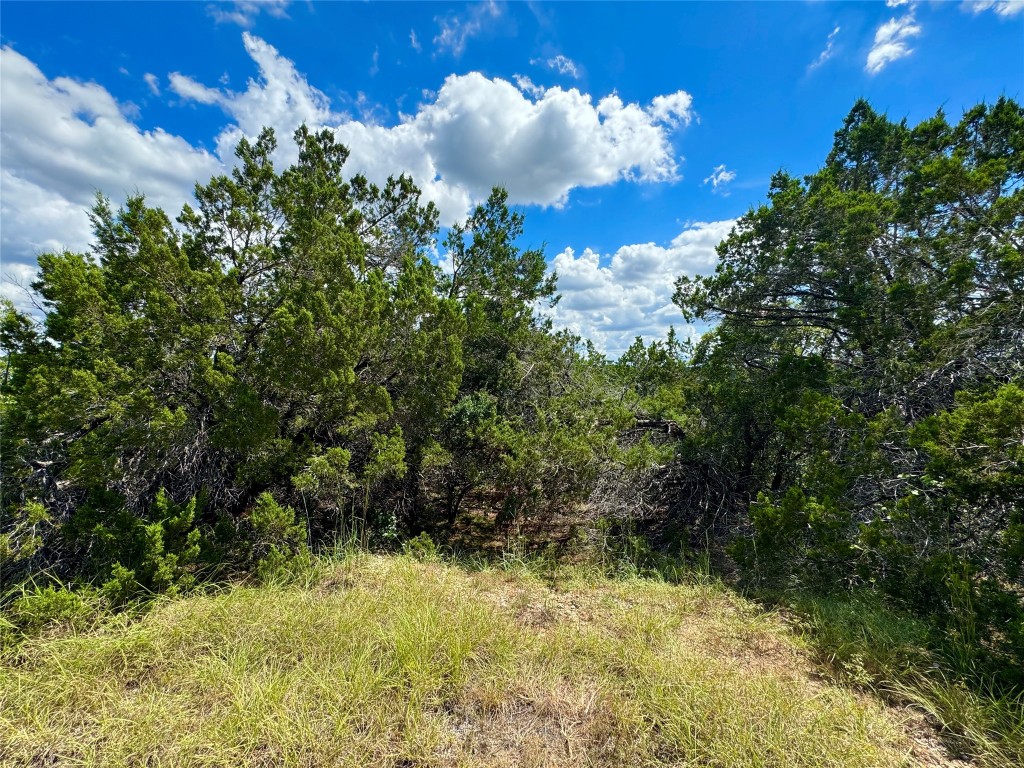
167 34 694 222
808 25 841 71
866 10 922 75
207 0 290 29
433 1 501 57
1 33 698 340
543 219 736 355
703 164 736 194
0 45 221 309
532 54 580 79
965 0 1024 16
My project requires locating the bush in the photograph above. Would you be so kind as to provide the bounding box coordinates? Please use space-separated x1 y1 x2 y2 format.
402 532 440 563
3 585 96 639
248 492 311 583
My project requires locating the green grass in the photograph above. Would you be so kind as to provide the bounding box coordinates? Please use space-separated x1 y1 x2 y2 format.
1 554 930 767
791 592 1024 768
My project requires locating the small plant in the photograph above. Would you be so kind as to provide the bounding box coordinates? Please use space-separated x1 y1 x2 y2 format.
249 492 312 584
402 532 440 563
3 584 96 638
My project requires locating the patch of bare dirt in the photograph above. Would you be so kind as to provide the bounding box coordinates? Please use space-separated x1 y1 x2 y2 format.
434 682 622 768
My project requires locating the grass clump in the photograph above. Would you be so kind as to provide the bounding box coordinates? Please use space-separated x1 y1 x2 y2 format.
792 592 1024 767
2 554 926 767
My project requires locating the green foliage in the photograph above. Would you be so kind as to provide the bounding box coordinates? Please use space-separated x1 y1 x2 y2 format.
3 98 1021 757
794 592 1024 766
426 195 616 528
0 126 467 591
738 488 855 588
440 187 557 395
0 120 621 603
246 492 310 583
794 593 933 685
86 489 204 605
0 500 51 578
672 98 1024 691
402 531 440 562
2 585 97 639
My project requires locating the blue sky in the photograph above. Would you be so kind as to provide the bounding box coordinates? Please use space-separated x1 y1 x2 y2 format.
2 1 1021 353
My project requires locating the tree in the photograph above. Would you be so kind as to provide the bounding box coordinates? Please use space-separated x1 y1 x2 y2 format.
0 126 459 587
673 98 1024 684
440 187 557 394
423 189 616 530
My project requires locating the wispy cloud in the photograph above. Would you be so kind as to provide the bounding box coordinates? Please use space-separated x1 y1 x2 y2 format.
866 8 921 75
410 29 422 52
964 0 1024 17
703 164 736 194
433 1 501 58
369 47 379 77
513 74 545 99
143 72 160 96
168 72 225 105
531 54 580 79
808 25 840 72
207 1 290 29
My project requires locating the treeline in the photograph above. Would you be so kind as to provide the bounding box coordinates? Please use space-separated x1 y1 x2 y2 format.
2 100 1022 690
1 126 624 598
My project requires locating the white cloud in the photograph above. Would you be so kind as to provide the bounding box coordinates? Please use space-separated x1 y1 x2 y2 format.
207 1 290 29
169 34 694 222
343 77 694 218
965 0 1024 16
866 11 922 75
1 34 699 346
434 0 501 57
532 54 580 79
543 220 736 355
885 0 910 6
168 72 224 105
0 45 221 307
0 46 221 210
648 91 695 128
512 74 545 99
370 47 380 77
173 33 335 168
808 25 841 71
410 29 422 52
143 72 160 95
703 164 736 194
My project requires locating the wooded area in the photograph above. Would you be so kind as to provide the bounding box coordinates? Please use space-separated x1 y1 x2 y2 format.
2 98 1022 725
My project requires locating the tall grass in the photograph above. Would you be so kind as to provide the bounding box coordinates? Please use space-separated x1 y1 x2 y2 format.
1 554 917 767
792 592 1024 767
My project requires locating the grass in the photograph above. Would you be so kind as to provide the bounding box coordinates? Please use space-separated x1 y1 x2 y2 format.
791 593 1024 768
0 553 949 767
